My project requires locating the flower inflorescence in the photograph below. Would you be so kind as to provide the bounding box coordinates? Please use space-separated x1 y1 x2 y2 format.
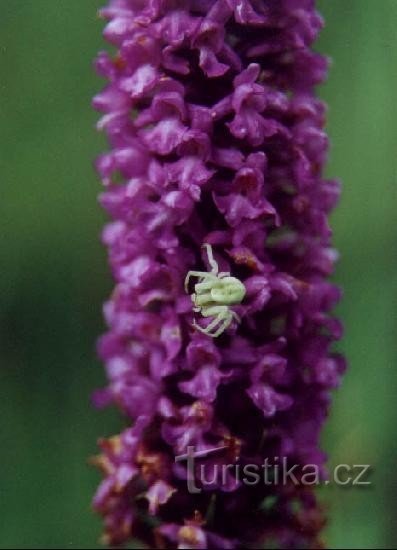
92 1 345 548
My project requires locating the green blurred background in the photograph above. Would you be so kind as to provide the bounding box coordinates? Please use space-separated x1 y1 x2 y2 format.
0 1 396 548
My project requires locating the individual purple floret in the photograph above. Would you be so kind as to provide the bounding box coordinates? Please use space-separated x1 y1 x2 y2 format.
92 1 345 547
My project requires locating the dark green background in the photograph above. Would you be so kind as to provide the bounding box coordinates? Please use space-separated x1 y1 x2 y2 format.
1 1 396 548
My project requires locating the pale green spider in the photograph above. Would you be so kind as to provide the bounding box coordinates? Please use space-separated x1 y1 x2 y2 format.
184 244 246 338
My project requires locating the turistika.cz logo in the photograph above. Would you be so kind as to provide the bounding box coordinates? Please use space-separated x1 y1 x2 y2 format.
175 445 372 494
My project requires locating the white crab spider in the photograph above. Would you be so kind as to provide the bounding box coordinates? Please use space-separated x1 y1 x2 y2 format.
185 244 246 338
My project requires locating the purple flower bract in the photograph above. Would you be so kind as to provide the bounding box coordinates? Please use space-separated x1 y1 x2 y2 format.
92 1 345 547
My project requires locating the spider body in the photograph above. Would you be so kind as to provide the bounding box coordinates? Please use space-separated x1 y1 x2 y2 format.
185 244 246 337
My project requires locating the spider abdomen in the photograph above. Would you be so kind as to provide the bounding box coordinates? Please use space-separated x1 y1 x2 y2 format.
210 277 246 305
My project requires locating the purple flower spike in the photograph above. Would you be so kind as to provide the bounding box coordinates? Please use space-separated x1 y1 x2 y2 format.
92 1 345 548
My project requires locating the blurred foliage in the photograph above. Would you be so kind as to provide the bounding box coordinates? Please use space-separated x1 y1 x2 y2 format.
0 1 395 548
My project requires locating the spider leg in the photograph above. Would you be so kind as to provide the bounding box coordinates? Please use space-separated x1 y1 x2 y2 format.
218 272 231 278
191 294 201 312
192 319 217 335
203 243 219 275
192 322 207 335
200 305 227 318
208 310 241 338
185 270 211 292
199 306 229 337
195 277 219 293
202 313 225 334
193 313 224 337
195 292 215 307
210 313 233 338
232 310 241 323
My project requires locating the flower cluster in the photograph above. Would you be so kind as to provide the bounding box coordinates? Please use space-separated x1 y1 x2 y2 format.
92 0 345 547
